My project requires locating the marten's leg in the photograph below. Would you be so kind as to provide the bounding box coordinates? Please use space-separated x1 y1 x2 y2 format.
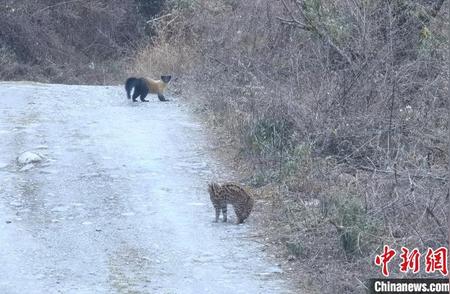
132 90 140 102
140 88 149 102
158 93 169 102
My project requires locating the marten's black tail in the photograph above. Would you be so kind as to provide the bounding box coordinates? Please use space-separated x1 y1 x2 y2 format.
125 77 138 99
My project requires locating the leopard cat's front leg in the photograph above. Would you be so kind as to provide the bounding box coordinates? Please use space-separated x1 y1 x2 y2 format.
234 205 245 224
221 202 227 222
214 205 220 223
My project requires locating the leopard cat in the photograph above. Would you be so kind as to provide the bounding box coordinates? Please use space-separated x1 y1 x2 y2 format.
208 182 254 224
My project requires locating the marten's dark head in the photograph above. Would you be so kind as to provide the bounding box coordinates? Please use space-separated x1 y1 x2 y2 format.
161 75 172 84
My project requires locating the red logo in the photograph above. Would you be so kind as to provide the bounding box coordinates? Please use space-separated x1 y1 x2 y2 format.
425 247 448 276
399 247 421 273
375 245 396 277
375 246 448 277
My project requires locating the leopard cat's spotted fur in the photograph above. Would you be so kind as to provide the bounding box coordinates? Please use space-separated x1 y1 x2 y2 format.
208 182 254 224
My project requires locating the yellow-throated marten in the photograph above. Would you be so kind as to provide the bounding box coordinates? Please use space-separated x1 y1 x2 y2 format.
125 76 172 102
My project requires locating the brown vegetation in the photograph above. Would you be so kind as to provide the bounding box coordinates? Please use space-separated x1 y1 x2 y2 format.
1 0 447 292
131 0 448 292
0 1 151 83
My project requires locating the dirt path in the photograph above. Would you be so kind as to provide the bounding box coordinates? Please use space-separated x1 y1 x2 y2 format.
0 82 293 293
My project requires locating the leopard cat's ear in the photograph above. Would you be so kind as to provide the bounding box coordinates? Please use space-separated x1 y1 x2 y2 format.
208 182 220 194
208 183 215 194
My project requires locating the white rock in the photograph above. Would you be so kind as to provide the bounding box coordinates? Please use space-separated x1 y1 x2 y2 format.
265 266 283 274
121 212 135 217
9 200 22 207
304 199 320 208
51 206 68 212
17 151 43 165
19 163 35 172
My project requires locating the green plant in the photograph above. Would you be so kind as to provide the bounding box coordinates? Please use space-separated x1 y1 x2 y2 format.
246 118 293 157
281 143 313 177
286 241 305 258
327 193 377 256
167 0 194 10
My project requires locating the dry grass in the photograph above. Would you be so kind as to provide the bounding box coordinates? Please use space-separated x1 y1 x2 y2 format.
0 1 148 84
129 40 196 78
132 0 448 292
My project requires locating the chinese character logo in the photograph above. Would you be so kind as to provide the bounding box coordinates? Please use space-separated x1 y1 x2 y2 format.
375 246 448 277
399 247 421 274
375 245 396 277
425 247 448 276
